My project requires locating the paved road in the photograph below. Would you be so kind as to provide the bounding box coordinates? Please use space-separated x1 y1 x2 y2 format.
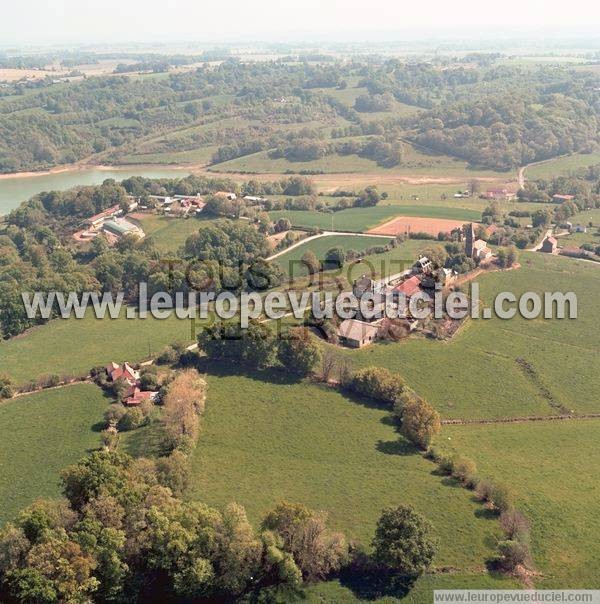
266 230 393 261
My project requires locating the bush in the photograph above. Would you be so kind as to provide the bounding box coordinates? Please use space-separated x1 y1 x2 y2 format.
496 539 530 571
118 407 147 432
139 371 159 391
0 376 14 399
349 367 405 406
157 345 181 365
475 479 494 502
499 509 530 540
400 397 441 450
490 483 515 513
438 456 455 475
451 455 477 485
104 405 126 427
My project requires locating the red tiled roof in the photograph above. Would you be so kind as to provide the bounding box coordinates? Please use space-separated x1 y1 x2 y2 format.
86 204 121 224
393 275 421 297
125 388 154 406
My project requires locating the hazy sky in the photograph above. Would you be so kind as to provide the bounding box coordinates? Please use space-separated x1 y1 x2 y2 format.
2 0 600 46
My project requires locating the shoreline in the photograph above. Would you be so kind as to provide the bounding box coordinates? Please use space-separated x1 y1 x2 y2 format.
0 162 196 181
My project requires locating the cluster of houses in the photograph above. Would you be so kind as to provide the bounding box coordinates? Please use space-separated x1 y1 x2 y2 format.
77 198 145 243
335 223 494 348
148 194 206 216
105 361 158 406
482 188 517 201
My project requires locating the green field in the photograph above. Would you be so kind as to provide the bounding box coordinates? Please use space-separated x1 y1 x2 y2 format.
211 141 505 177
131 213 215 252
273 234 394 275
304 573 519 603
333 252 600 419
269 204 481 232
188 369 506 588
118 146 219 165
0 384 109 524
524 152 600 180
444 419 600 588
0 308 196 386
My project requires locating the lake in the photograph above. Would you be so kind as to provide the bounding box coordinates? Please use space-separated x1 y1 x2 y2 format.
0 166 193 215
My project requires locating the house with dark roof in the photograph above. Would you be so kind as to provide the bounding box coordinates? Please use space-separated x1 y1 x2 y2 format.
541 236 558 254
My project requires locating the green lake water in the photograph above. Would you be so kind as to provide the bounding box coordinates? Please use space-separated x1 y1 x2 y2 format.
0 167 192 215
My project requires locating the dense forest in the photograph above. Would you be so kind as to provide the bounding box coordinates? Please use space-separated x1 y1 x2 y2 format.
1 58 599 173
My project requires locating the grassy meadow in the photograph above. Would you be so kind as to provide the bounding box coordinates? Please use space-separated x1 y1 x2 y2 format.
0 307 196 386
211 140 505 177
273 234 394 274
269 204 481 233
333 252 600 419
444 419 600 588
188 368 505 578
524 152 600 180
131 213 214 252
0 384 109 524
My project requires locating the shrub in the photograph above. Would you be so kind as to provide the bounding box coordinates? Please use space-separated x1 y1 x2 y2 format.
0 376 14 399
104 405 126 427
475 479 494 503
451 455 477 485
349 367 405 406
139 371 159 391
400 397 441 450
157 345 180 365
118 408 147 432
100 429 120 451
496 539 530 571
438 456 455 475
499 509 530 541
490 483 515 513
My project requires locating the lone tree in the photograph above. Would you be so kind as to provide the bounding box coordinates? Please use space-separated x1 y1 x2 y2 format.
277 327 321 375
372 505 438 576
324 247 345 269
301 250 321 275
400 396 441 450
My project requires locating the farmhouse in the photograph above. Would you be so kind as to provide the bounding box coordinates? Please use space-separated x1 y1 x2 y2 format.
337 319 379 348
393 275 422 298
412 255 433 274
106 362 139 383
483 188 516 201
472 239 493 261
84 204 122 230
541 236 558 254
105 362 157 405
553 194 575 202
